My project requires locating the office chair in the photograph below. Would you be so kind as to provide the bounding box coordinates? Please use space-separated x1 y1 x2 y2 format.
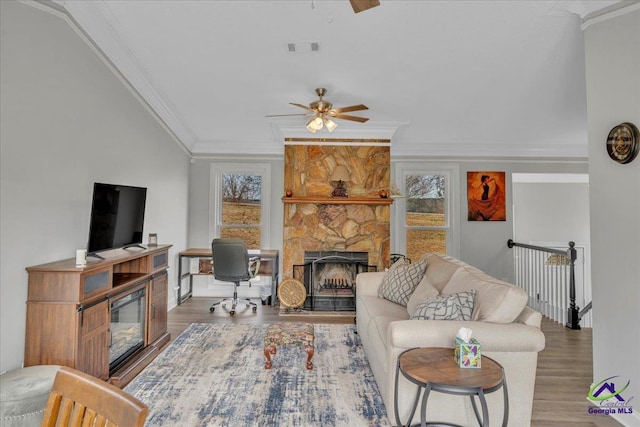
41 366 148 427
210 238 260 315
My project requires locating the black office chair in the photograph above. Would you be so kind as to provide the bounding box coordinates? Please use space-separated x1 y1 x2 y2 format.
209 238 260 315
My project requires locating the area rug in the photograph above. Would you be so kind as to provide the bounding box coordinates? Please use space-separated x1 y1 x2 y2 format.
278 308 356 317
125 323 390 426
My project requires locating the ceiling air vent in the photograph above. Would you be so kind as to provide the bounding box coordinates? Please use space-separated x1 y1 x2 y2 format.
285 42 320 54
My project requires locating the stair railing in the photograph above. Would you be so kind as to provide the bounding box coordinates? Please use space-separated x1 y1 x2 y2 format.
507 239 589 329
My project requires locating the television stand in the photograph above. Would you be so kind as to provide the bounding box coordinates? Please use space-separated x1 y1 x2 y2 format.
87 252 105 260
24 244 171 388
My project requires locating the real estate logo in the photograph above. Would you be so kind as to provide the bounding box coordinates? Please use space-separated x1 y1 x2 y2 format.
587 376 634 416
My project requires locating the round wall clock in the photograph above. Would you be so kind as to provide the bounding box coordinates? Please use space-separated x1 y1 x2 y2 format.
278 278 307 308
606 122 639 164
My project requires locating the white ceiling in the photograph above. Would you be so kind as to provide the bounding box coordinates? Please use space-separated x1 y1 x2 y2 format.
52 0 632 157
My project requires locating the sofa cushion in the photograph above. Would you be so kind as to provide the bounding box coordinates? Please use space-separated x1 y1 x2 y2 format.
406 274 440 315
422 253 465 293
358 295 410 323
410 290 476 320
377 257 428 306
442 267 527 323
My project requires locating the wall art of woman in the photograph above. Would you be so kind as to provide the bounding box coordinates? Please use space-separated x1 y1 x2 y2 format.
467 171 506 221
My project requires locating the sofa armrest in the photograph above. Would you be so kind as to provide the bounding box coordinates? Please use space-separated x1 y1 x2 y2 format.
388 319 545 353
516 306 543 328
356 271 386 296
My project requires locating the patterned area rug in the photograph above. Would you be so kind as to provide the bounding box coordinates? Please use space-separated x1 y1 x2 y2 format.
278 308 356 317
125 323 390 426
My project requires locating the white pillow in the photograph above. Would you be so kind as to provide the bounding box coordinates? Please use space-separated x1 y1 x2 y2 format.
410 290 476 321
377 257 428 307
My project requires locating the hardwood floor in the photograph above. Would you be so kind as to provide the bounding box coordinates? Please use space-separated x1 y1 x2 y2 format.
167 297 621 427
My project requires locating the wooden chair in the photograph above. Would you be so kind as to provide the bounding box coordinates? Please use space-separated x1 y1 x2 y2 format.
41 366 148 427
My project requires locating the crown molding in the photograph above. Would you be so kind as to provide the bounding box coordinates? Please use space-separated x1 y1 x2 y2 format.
391 140 588 158
190 137 587 158
191 139 284 155
512 173 589 183
270 120 404 142
582 0 640 30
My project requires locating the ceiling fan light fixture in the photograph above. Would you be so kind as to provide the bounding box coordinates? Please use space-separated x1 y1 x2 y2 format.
306 118 318 133
305 115 323 133
324 117 337 132
306 116 322 132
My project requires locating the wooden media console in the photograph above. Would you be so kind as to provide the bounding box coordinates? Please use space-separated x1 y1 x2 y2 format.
25 244 171 388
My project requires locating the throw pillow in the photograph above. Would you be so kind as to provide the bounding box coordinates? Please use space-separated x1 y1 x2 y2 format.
406 272 440 315
378 257 428 306
410 290 476 321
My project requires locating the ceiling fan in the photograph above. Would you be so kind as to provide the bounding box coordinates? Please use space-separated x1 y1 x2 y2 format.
349 0 380 14
266 88 369 133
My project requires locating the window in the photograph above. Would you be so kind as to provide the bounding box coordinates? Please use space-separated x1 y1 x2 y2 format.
394 163 459 261
210 163 271 249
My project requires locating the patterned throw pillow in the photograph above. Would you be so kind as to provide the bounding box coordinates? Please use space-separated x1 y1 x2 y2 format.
377 257 428 306
410 290 476 321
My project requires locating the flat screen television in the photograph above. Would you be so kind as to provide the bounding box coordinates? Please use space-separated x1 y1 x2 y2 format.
87 183 147 254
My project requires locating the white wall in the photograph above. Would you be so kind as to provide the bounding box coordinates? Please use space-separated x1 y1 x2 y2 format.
513 181 590 244
513 179 593 326
0 1 190 372
456 160 588 280
584 7 640 424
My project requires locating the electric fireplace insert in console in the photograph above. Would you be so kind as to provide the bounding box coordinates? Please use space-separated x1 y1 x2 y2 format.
109 287 146 373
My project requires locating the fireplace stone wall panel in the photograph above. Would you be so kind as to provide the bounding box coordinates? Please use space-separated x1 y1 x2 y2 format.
282 144 391 285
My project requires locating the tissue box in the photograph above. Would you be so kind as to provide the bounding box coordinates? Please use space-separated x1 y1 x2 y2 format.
454 337 481 368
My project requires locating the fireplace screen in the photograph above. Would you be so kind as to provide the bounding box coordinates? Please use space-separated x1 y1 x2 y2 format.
293 251 376 311
109 287 146 372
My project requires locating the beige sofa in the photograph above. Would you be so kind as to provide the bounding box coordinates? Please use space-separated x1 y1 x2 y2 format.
355 253 546 426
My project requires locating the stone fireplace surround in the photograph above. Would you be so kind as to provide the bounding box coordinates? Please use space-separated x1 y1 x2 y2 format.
282 144 392 294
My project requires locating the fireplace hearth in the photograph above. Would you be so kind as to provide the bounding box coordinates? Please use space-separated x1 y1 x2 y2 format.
293 251 376 311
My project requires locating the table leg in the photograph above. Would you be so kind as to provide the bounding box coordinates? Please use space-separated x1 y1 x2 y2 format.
394 358 421 427
264 345 276 369
420 383 433 427
177 255 183 305
304 346 314 370
501 372 509 427
469 389 490 427
469 372 508 427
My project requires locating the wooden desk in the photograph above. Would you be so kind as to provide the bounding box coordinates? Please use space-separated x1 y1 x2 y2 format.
394 347 508 427
176 248 279 306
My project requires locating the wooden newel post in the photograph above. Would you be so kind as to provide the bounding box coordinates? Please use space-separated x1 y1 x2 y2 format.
565 241 581 330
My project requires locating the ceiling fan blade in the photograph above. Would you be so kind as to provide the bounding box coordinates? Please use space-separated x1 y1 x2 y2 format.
331 104 369 114
349 0 380 13
331 112 369 123
289 102 313 111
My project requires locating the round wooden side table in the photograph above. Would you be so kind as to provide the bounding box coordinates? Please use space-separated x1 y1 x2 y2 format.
394 347 508 427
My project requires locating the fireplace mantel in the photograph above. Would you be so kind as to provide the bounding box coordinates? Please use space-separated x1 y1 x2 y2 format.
282 196 393 205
